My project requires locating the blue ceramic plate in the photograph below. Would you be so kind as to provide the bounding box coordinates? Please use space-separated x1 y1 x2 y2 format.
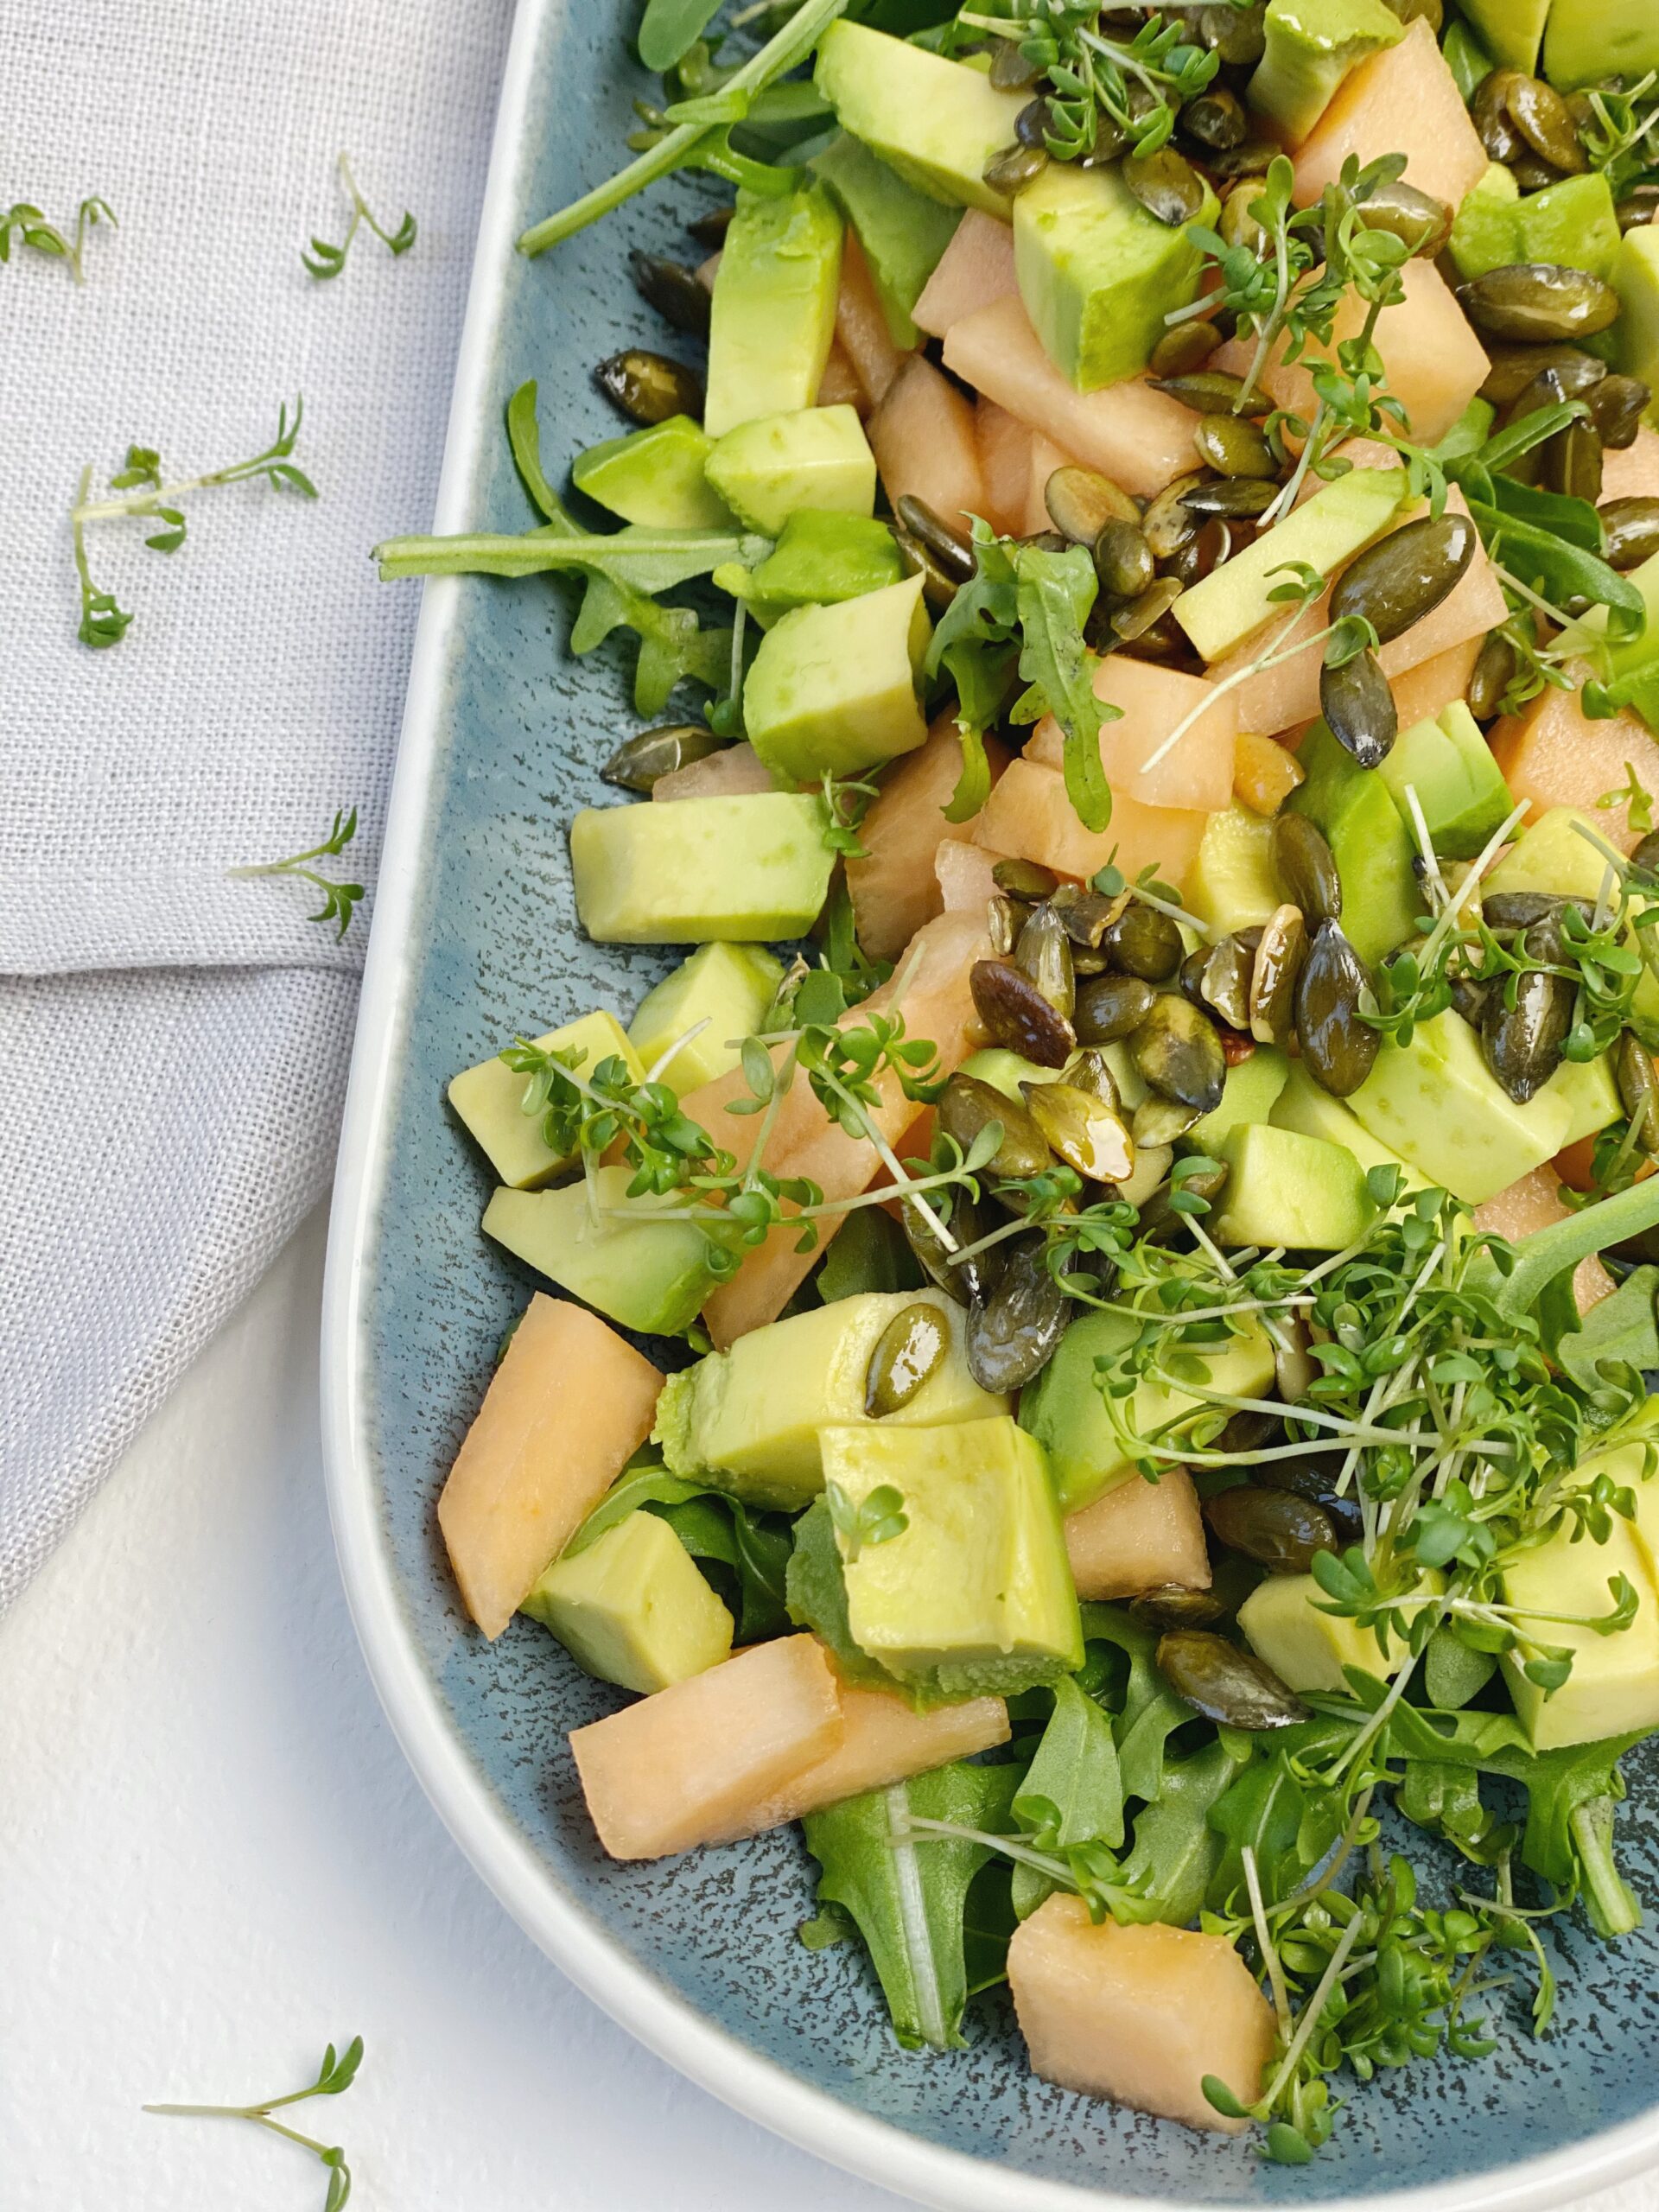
321 4 1659 2202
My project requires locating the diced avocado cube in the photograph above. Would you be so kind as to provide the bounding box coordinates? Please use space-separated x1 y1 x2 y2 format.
811 131 962 348
569 793 835 944
705 404 877 535
1450 165 1622 287
654 1288 1007 1511
1503 1502 1659 1751
706 185 842 440
1239 1571 1437 1694
521 1510 734 1693
1248 0 1403 148
1173 468 1408 664
1013 161 1217 392
484 1169 722 1337
1212 1122 1378 1249
1288 721 1425 965
826 1415 1083 1679
744 571 931 785
1376 699 1516 860
1185 1047 1290 1157
571 416 732 530
721 511 905 621
813 21 1028 218
1271 1059 1408 1179
1548 1051 1622 1149
1020 1309 1276 1515
626 942 784 1096
1184 804 1282 936
449 1010 642 1189
1613 1405 1659 1585
1347 1009 1573 1206
1457 0 1544 74
1544 0 1659 91
1613 227 1659 428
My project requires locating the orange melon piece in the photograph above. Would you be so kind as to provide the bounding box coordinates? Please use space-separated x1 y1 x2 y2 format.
1027 657 1236 813
944 295 1202 500
847 712 1008 961
1390 636 1483 731
1008 1897 1275 2131
1490 668 1659 849
938 835 1005 912
1234 728 1306 815
570 1634 843 1860
976 399 1067 538
869 353 986 533
912 208 1017 340
817 338 867 413
437 1295 664 1640
836 232 906 408
1065 1466 1211 1602
1602 428 1659 504
1292 18 1488 213
975 756 1208 887
1475 1167 1615 1313
652 741 779 803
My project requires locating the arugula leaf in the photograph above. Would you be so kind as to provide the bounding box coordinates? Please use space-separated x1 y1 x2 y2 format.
802 1762 1021 2049
1554 1265 1659 1393
1206 1741 1342 1912
924 527 1020 820
1080 1604 1192 1804
1465 496 1648 645
1483 473 1606 556
1112 1735 1254 1927
1014 544 1114 835
637 0 725 72
1014 1676 1126 1852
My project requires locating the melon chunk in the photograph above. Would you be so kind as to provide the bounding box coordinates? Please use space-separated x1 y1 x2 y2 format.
1603 428 1659 504
437 1295 664 1640
1490 668 1659 849
912 208 1017 339
570 1634 842 1859
977 399 1065 537
944 295 1202 499
1474 1167 1615 1314
975 755 1208 886
868 353 986 532
817 340 866 413
1389 637 1483 732
1065 1465 1211 1601
847 711 1007 960
1008 1896 1274 2131
938 836 1004 912
1292 18 1488 214
836 232 906 407
1027 657 1236 813
652 741 779 803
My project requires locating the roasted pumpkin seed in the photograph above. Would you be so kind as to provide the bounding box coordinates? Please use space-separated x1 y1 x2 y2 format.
1064 1047 1123 1110
1094 518 1157 601
686 206 734 250
1046 465 1140 544
903 1190 1000 1308
1075 971 1159 1044
1483 969 1573 1103
1205 1485 1339 1574
1026 1081 1135 1181
988 894 1027 957
1294 920 1380 1097
896 493 976 582
595 348 704 425
1272 810 1343 924
893 526 965 612
1479 342 1605 407
1617 184 1659 233
1050 884 1125 948
1261 1458 1364 1548
1330 512 1478 645
967 1234 1070 1392
1138 1160 1228 1243
1616 1031 1659 1153
1458 262 1621 343
1149 319 1223 378
1218 179 1271 255
1199 936 1255 1033
938 1072 1054 1181
1156 1630 1311 1728
1467 630 1517 719
1132 1586 1227 1628
628 251 713 338
1181 85 1249 150
1196 2 1267 63
1358 176 1452 257
1602 497 1659 572
1015 903 1077 1019
1132 1093 1202 1147
1180 475 1281 519
1543 416 1604 502
1151 368 1269 417
1131 993 1226 1112
1505 73 1588 174
1125 145 1208 226
1102 901 1184 981
1143 474 1205 557
1472 69 1525 163
864 1303 948 1417
1588 374 1652 450
601 722 723 791
1014 95 1055 149
983 139 1049 195
990 36 1043 88
1320 648 1399 769
993 857 1060 902
1249 904 1308 1047
971 958 1077 1065
1194 412 1278 480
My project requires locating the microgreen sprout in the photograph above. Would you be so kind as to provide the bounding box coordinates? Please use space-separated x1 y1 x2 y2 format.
302 151 416 279
1 193 116 281
228 808 365 940
145 2036 363 2211
826 1480 908 1563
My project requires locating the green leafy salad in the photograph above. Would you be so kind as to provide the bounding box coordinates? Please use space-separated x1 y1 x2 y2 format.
390 0 1659 2164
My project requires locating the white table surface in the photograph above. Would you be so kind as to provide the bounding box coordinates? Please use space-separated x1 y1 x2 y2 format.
5 1211 1659 2212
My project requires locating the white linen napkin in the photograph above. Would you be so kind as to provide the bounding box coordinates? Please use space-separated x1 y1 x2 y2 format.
0 0 516 1606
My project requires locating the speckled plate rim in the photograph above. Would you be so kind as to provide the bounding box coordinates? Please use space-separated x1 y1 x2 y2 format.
320 4 1659 2204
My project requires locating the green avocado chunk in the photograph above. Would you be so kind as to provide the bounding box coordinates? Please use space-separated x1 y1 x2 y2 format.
826 1414 1083 1681
721 511 905 625
744 570 931 785
1212 1122 1379 1249
1248 0 1403 147
1184 804 1282 936
705 185 842 440
1544 0 1659 90
1456 0 1547 75
626 942 784 1097
1013 160 1218 391
705 404 877 534
1287 720 1426 966
449 1009 641 1189
1019 1308 1276 1515
1270 1059 1408 1178
813 21 1028 218
483 1169 723 1336
569 792 836 944
1184 1046 1290 1156
571 416 732 530
1613 227 1659 429
1449 164 1623 287
1346 1009 1573 1206
1503 1461 1659 1749
521 1510 734 1693
654 1288 1007 1511
1240 1570 1437 1694
810 131 962 348
1376 699 1517 860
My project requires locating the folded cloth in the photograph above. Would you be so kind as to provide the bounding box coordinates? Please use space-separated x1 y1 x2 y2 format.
0 0 514 1605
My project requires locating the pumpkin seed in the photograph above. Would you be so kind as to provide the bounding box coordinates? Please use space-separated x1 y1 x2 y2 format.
1458 263 1622 343
1472 69 1525 162
1131 993 1226 1111
939 1071 1054 1181
1109 577 1186 645
1064 1047 1123 1110
1075 971 1159 1044
1484 969 1573 1103
627 251 713 338
1114 599 1193 662
1502 356 1609 437
601 722 723 791
1447 972 1491 1030
971 958 1077 1065
1149 319 1223 378
1588 375 1652 450
1602 497 1659 572
1510 152 1565 192
1181 85 1249 150
1616 1031 1659 1154
1181 476 1281 520
1484 890 1589 932
993 857 1060 901
1382 0 1441 25
1132 1586 1227 1628
1320 648 1399 769
1331 513 1478 645
1261 1456 1364 1547
1078 109 1131 166
1617 184 1659 233
1360 176 1453 257
1205 1485 1339 1573
1294 920 1380 1097
1138 1160 1228 1243
1249 904 1308 1046
1194 413 1278 480
1274 1316 1318 1403
967 1234 1071 1392
1199 936 1254 1032
1094 518 1157 601
1272 811 1342 924
903 1190 1000 1308
1196 2 1267 63
1151 368 1269 417
1132 1093 1201 1147
1026 1081 1135 1181
896 493 976 582
988 894 1027 957
1210 138 1281 178
1015 95 1054 149
1505 74 1588 175
1015 903 1077 1019
1102 901 1185 981
1543 416 1604 502
893 526 965 612
1125 146 1208 226
1218 179 1271 255
1050 884 1126 948
990 37 1043 88
1479 342 1605 407
1468 630 1517 719
1045 465 1140 544
595 348 705 425
1142 474 1205 557
864 1302 949 1418
983 139 1049 195
1632 830 1659 874
1156 1629 1311 1728
686 206 734 250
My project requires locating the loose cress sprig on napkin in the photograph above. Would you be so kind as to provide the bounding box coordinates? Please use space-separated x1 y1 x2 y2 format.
145 2035 365 2211
1 194 116 282
302 152 417 281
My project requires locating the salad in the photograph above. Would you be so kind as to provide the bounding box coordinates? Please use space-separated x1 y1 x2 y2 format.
380 0 1659 2164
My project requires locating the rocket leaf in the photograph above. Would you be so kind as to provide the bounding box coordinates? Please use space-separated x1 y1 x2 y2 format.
1014 544 1114 836
1111 1734 1254 1927
1554 1265 1659 1395
1014 1675 1125 1853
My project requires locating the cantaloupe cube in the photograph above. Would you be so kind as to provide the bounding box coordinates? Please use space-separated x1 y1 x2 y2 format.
570 1634 843 1859
1490 669 1659 849
437 1295 664 1639
652 741 779 803
1293 18 1488 214
847 712 1007 960
1474 1167 1615 1313
913 208 1017 339
869 353 986 533
976 399 1065 537
1389 637 1483 732
1064 1465 1211 1601
975 757 1208 887
937 836 1004 911
944 295 1202 499
1603 428 1659 504
836 232 906 407
817 340 866 412
1008 1896 1275 2131
1027 657 1236 813
1234 728 1306 815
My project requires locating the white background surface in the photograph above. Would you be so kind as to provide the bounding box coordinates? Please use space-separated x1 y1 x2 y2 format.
5 1217 1659 2212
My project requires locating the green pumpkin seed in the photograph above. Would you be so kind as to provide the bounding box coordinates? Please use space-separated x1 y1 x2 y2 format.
1616 1031 1659 1154
1602 497 1659 572
1294 920 1379 1096
1138 1160 1228 1243
1156 1630 1310 1728
1249 904 1308 1047
1181 85 1249 150
1151 368 1268 417
1113 594 1192 660
1193 413 1278 480
864 1302 949 1418
1510 152 1563 192
595 349 704 426
1459 263 1621 343
990 37 1042 89
1467 630 1517 719
1262 1457 1363 1546
1094 518 1157 601
1330 513 1478 645
1482 890 1580 932
1479 343 1605 407
1543 416 1603 502
896 493 976 582
893 526 965 612
628 251 713 338
1472 70 1525 163
1103 901 1184 981
1078 109 1131 166
993 857 1060 901
1359 177 1452 257
1015 903 1077 1019
1196 3 1267 64
1131 993 1226 1112
1132 1586 1227 1628
1274 1318 1318 1403
1205 1486 1338 1573
1588 375 1652 450
1050 885 1126 949
983 139 1049 195
601 722 723 792
1125 146 1208 226
1063 1047 1123 1109
1272 811 1343 925
1617 184 1659 233
1196 936 1252 1032
687 205 734 250
1075 971 1159 1044
1014 96 1054 149
1026 1081 1135 1181
938 1071 1054 1180
1132 1093 1201 1147
966 1234 1071 1392
1483 969 1573 1103
971 958 1077 1066
1504 74 1588 175
1149 319 1223 378
903 1189 1001 1309
1211 137 1281 178
1320 648 1399 768
1046 465 1140 548
1180 475 1281 519
1217 179 1271 255
1142 474 1205 557
988 893 1027 957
